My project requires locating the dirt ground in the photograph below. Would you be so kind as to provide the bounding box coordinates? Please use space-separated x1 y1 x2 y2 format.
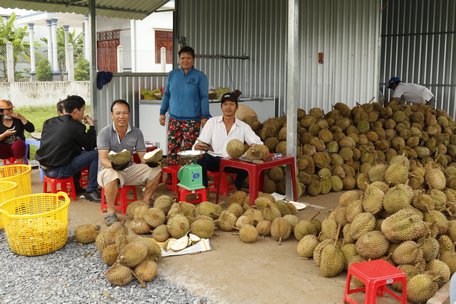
27 168 450 304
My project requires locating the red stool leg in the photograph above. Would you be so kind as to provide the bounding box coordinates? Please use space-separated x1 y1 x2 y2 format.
67 177 77 200
199 188 207 201
120 187 128 214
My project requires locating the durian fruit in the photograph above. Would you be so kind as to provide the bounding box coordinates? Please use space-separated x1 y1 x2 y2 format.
102 244 118 265
126 200 148 220
235 214 254 229
271 217 291 244
133 258 158 287
144 148 163 165
319 218 339 241
153 195 173 214
243 208 265 225
313 239 333 266
345 199 363 223
129 219 151 235
74 224 100 244
440 251 456 272
166 214 190 239
355 231 389 259
425 167 446 190
256 220 272 237
382 183 414 214
294 220 318 240
218 210 237 232
143 208 166 228
118 240 148 268
262 204 281 222
151 224 169 242
367 163 388 182
108 149 132 165
194 201 221 219
190 217 216 238
384 162 409 186
297 234 319 258
226 139 245 158
227 191 248 206
361 184 384 215
349 212 376 241
419 237 440 262
106 263 133 286
245 144 270 161
424 210 449 235
426 259 451 287
239 224 258 243
319 242 345 278
139 237 162 262
381 208 428 242
407 274 439 303
391 241 423 265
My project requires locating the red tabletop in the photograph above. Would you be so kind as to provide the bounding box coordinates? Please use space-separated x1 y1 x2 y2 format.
216 155 297 205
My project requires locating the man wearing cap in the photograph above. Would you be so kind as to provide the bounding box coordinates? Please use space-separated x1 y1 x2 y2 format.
387 76 435 108
0 99 34 164
193 92 263 190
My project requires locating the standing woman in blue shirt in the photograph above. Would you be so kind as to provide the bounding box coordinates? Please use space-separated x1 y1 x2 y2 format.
159 46 210 165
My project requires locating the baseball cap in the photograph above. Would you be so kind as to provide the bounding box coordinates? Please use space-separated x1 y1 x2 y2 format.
388 77 401 88
221 92 238 104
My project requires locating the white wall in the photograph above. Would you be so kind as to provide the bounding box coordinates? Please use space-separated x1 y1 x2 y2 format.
0 81 90 107
133 11 173 73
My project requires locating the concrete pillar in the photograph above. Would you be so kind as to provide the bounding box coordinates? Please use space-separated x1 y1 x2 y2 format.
63 25 70 73
83 16 90 61
160 47 166 72
51 18 59 73
6 42 14 82
117 45 123 72
67 43 74 81
28 23 36 76
130 20 136 72
46 19 53 65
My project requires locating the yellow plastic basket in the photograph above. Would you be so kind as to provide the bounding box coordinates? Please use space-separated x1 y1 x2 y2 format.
0 165 32 196
0 180 17 229
0 192 70 256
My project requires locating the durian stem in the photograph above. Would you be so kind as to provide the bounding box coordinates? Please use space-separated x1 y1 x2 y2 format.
131 269 146 288
310 211 320 220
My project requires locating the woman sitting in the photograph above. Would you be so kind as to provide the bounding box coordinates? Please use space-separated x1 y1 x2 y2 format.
0 99 34 164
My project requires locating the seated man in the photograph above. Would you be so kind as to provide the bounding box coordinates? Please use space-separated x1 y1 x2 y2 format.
35 95 100 201
0 99 35 163
194 92 263 190
97 99 162 226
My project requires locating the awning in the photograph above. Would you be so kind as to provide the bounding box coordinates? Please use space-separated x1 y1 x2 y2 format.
0 0 170 20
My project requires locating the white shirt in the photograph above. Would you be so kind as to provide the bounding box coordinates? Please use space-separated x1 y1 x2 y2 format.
392 82 434 104
194 116 263 157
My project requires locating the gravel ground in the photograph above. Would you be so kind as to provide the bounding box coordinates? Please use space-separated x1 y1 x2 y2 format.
0 231 210 304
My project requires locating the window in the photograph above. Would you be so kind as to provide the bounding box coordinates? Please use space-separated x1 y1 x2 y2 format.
155 30 173 64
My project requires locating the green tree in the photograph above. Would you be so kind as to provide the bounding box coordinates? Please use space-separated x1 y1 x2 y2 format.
74 56 89 80
41 26 84 75
0 12 30 80
36 58 52 81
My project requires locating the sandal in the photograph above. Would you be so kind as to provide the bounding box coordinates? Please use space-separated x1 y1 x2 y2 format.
104 213 119 226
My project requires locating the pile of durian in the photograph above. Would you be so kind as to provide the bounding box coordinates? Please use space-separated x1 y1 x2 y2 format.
240 100 456 199
295 154 456 303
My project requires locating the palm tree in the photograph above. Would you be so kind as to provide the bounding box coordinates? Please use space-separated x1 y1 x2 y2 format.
0 13 30 80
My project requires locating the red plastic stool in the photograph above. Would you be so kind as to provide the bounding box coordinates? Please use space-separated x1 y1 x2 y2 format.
80 167 89 188
207 171 236 195
100 185 138 214
343 259 407 304
43 175 77 200
177 186 207 204
162 165 181 193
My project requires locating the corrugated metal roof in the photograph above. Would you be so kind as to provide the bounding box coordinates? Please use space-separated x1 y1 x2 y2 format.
0 0 170 20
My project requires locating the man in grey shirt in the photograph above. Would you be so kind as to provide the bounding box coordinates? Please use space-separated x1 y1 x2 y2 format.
97 99 161 226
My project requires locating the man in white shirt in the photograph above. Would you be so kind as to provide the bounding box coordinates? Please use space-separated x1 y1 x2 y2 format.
193 92 263 190
387 76 435 108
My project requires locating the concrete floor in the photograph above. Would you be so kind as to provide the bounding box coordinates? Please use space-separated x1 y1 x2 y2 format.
27 168 449 304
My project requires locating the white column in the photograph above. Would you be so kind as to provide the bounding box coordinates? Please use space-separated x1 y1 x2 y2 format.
51 18 59 73
83 16 90 61
28 23 36 76
67 43 74 81
63 25 70 73
46 19 53 65
6 42 14 82
160 47 166 72
117 45 123 72
130 19 136 72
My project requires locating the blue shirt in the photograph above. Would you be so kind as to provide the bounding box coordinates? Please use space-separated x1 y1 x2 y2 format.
160 67 210 120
